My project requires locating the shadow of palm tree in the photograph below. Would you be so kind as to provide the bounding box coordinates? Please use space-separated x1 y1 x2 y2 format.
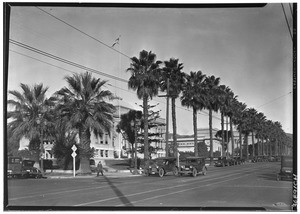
103 175 134 206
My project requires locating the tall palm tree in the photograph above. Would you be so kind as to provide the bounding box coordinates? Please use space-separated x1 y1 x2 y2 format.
55 72 116 173
254 112 266 156
181 71 206 156
204 75 220 164
232 101 247 159
127 50 162 168
7 83 56 167
217 85 234 157
247 108 258 158
161 58 185 159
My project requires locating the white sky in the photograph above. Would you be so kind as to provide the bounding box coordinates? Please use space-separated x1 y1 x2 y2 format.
6 3 294 135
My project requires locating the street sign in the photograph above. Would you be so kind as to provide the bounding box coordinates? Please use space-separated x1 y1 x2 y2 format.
71 151 77 158
71 145 77 152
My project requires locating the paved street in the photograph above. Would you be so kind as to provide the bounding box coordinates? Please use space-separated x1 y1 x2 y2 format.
6 162 293 211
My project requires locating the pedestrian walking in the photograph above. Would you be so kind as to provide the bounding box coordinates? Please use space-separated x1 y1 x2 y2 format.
97 161 103 176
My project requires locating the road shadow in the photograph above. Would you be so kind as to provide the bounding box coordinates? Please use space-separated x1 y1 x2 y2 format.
103 175 134 206
257 172 279 181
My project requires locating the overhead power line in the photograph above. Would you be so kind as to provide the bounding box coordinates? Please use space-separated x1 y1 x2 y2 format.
9 45 220 121
35 6 132 59
256 91 292 108
9 39 128 84
281 3 293 41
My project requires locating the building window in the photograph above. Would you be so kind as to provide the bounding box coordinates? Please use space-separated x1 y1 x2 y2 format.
105 150 108 157
105 134 108 144
100 150 104 157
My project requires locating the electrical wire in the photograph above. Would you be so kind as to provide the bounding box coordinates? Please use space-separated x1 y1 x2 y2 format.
9 39 128 84
9 46 220 121
256 91 292 108
288 3 293 16
35 6 132 60
281 3 293 41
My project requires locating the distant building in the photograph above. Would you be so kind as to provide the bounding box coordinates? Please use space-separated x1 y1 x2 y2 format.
168 128 222 156
18 99 166 162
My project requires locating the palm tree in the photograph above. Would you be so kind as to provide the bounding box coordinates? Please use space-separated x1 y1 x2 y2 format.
181 71 206 156
254 112 266 156
232 100 247 159
127 50 162 168
217 85 234 157
7 83 56 169
55 72 116 173
204 75 220 164
247 108 258 158
161 58 185 159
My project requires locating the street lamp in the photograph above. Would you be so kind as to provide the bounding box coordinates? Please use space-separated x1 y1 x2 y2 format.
36 113 47 177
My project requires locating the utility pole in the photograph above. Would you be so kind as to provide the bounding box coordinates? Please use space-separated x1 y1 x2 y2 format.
158 78 170 157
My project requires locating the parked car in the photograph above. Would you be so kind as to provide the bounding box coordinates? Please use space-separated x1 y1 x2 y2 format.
214 157 230 167
145 157 177 177
26 167 43 179
177 157 207 177
7 157 40 178
233 156 244 165
277 156 293 181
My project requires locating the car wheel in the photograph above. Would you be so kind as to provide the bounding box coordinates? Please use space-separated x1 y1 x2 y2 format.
173 167 179 176
202 167 207 175
158 168 165 178
192 167 197 177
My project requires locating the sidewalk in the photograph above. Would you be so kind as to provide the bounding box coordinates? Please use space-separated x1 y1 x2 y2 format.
45 169 143 179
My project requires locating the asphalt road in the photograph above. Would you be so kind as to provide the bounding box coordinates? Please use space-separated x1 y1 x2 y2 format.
6 162 294 211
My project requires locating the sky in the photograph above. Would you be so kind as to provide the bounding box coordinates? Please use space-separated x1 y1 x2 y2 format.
6 3 294 135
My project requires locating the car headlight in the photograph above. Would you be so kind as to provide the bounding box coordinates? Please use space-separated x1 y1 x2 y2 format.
26 169 31 172
190 166 193 168
7 170 12 173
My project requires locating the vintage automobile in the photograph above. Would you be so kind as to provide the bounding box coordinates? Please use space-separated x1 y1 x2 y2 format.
277 156 293 181
214 157 231 167
8 158 43 179
233 156 244 165
177 157 207 177
26 167 43 179
145 157 178 177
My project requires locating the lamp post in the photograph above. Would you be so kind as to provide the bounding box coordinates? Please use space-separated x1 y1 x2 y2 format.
36 114 46 177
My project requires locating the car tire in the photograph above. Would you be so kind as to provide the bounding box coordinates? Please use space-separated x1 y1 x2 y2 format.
158 168 164 178
173 167 179 176
192 167 197 177
202 167 207 175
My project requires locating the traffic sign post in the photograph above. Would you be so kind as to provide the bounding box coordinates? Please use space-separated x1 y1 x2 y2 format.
71 145 77 177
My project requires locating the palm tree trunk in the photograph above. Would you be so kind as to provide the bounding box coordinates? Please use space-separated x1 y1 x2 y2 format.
239 131 242 159
143 95 149 168
171 98 178 161
209 109 213 165
193 106 198 157
246 133 249 160
221 112 225 157
78 128 92 174
230 117 234 157
252 132 255 157
261 138 264 156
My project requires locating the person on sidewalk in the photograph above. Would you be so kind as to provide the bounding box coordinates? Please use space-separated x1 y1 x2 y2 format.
97 161 103 176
